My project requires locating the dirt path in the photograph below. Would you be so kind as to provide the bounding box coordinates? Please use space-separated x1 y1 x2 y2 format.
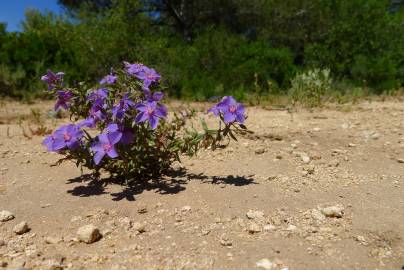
0 101 403 270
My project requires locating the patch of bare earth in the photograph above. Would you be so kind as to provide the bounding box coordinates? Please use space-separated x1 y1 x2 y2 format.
0 100 403 269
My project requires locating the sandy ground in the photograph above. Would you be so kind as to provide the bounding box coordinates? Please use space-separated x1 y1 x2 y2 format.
0 100 403 270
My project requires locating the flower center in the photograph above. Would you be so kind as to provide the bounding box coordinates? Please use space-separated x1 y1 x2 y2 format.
229 105 236 113
63 133 71 141
103 143 112 152
147 107 154 116
146 72 154 79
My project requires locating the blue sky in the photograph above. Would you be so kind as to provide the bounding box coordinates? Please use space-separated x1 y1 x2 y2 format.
0 0 61 32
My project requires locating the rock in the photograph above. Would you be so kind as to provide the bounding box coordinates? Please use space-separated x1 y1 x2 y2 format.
13 221 30 235
6 261 26 270
256 258 276 270
246 210 264 220
181 205 192 213
266 175 278 181
263 224 276 232
301 155 311 164
303 165 315 174
248 223 262 234
77 224 102 244
397 158 404 163
255 148 265 155
321 205 344 218
348 143 356 147
132 222 146 233
0 239 5 246
42 254 65 270
286 224 297 231
219 234 232 246
311 209 325 221
118 217 133 230
44 236 63 244
137 204 147 214
0 210 14 222
371 132 380 140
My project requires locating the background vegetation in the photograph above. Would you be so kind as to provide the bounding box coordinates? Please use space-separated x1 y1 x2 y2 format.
0 0 403 101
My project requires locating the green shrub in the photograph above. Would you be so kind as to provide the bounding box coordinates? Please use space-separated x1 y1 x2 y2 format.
289 68 332 107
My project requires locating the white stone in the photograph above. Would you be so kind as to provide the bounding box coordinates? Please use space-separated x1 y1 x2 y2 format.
263 224 276 232
132 222 146 233
0 210 14 222
44 236 63 244
181 206 192 213
246 210 264 220
13 221 30 235
248 223 262 234
301 155 311 164
321 205 344 218
77 225 101 244
311 209 325 221
256 258 276 270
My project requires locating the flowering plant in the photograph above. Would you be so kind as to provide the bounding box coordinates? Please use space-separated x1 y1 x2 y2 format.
41 63 249 183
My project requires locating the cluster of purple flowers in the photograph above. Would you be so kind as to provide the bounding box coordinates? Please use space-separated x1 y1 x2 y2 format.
208 96 245 124
41 62 169 165
41 63 246 168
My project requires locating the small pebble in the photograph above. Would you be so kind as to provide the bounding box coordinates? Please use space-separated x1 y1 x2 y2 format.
13 221 30 235
77 224 102 244
0 210 14 222
321 205 344 218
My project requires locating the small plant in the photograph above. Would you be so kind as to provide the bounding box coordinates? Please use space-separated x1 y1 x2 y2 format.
40 64 250 184
289 68 332 107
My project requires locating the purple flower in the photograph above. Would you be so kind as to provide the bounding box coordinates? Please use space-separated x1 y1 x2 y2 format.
124 61 145 76
208 96 245 124
135 66 161 89
87 88 108 105
143 89 164 102
78 104 106 128
111 93 135 120
100 74 117 85
134 101 167 129
42 124 83 152
54 90 73 111
41 69 64 90
90 132 122 165
104 123 133 144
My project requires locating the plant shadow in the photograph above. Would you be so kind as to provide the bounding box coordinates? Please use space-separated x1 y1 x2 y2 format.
66 168 257 201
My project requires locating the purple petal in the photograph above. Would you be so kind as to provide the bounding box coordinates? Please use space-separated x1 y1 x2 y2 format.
90 143 104 152
94 151 105 165
155 104 167 118
149 116 159 129
135 103 148 112
66 140 79 149
106 124 119 133
98 134 109 144
106 147 119 158
223 112 236 124
108 131 122 145
236 113 245 124
54 101 62 111
135 112 148 123
152 92 164 101
121 130 133 144
53 138 66 150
